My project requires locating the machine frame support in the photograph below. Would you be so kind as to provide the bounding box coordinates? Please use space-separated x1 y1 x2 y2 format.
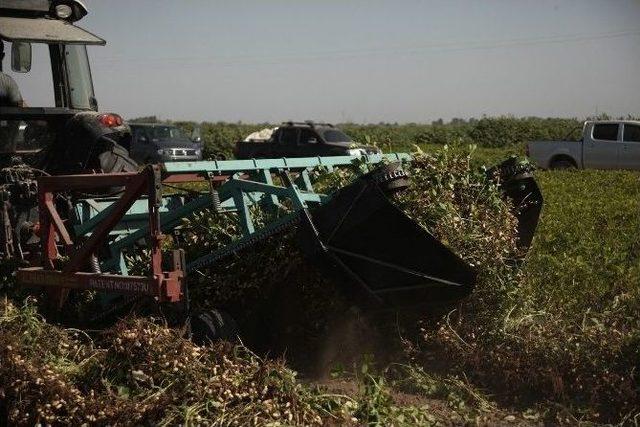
17 166 185 308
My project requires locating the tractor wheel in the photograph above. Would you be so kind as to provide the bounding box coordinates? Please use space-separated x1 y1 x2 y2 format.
190 309 240 345
98 139 138 174
96 139 139 194
550 158 576 170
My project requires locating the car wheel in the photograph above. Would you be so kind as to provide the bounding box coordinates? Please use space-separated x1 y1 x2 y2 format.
550 159 576 170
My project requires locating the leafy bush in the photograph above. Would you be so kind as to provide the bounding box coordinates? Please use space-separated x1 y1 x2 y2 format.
468 117 582 148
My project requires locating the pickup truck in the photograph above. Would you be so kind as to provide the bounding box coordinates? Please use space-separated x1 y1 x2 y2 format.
234 121 380 159
527 120 640 170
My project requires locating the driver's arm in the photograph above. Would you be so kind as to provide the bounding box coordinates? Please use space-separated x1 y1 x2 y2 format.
2 73 24 107
10 80 24 107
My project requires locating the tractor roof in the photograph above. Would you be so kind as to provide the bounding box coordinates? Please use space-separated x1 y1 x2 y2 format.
0 0 102 45
0 16 104 45
0 0 51 14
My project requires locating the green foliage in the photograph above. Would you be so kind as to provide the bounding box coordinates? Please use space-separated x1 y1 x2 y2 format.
198 122 266 159
339 123 425 153
161 116 589 161
524 170 640 315
468 116 582 148
407 116 582 149
428 169 640 423
396 146 518 277
414 124 472 146
388 364 511 422
353 372 438 426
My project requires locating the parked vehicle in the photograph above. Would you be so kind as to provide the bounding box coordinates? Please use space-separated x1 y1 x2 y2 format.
234 121 380 159
527 120 640 170
128 123 203 163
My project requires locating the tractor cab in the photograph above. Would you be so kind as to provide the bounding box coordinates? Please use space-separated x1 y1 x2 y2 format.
0 0 134 174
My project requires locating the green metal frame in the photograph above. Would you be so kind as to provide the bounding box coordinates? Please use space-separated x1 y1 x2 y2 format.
161 153 410 174
73 153 412 275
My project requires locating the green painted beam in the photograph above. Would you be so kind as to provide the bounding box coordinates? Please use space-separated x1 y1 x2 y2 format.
162 153 411 174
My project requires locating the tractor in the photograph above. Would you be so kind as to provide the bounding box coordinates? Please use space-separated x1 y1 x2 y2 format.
1 0 136 261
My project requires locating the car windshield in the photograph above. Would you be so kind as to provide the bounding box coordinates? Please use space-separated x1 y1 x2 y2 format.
322 129 352 143
149 126 187 140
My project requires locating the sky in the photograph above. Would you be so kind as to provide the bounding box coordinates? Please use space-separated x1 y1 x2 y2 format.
14 0 640 123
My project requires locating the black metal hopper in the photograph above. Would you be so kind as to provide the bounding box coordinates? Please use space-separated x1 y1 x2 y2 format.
297 163 477 309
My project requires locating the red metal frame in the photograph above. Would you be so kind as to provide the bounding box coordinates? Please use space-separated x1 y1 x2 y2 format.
16 166 184 309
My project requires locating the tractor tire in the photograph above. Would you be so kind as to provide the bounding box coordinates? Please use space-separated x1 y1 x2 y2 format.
98 139 138 174
550 159 576 170
190 309 240 345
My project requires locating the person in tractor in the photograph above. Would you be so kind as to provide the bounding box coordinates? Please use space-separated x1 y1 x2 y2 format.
0 40 24 152
0 40 23 107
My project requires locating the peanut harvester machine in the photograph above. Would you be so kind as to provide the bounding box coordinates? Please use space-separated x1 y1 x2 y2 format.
14 153 542 338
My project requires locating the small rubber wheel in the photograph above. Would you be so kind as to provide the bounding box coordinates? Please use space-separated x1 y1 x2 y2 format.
371 164 410 193
190 309 240 345
0 398 8 427
550 159 576 170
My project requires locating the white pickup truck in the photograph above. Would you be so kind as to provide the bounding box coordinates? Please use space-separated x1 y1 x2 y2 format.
527 120 640 170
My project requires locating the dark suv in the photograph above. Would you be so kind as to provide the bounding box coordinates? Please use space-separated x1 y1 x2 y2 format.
128 123 203 163
234 121 380 159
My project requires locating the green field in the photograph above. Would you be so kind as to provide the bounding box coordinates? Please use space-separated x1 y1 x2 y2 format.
454 168 640 422
396 145 639 423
